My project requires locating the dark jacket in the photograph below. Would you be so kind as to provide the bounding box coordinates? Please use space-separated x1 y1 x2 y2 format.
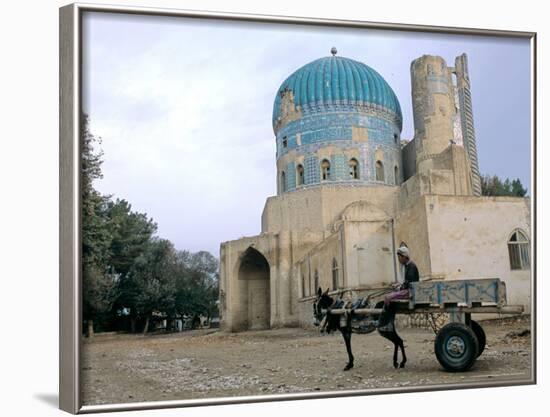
402 260 419 289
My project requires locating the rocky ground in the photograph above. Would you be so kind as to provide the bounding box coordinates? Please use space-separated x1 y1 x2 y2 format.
81 316 532 406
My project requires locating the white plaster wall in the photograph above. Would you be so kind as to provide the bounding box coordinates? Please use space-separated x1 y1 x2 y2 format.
344 221 396 288
425 195 531 309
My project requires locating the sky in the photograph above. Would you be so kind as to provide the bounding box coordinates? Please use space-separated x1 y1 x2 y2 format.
82 12 532 256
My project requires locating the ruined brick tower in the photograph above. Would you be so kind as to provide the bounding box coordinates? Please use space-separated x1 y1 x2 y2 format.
409 54 481 196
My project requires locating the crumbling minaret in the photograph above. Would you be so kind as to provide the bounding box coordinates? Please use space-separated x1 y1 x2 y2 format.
410 55 457 173
454 54 482 196
408 54 479 197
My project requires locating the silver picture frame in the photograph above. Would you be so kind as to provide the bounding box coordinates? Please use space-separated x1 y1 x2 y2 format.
59 2 537 414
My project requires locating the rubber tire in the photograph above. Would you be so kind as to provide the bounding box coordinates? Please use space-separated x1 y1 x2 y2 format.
435 322 479 372
469 320 486 357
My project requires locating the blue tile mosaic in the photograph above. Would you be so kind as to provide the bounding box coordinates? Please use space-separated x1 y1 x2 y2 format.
286 161 296 191
276 113 400 157
304 155 320 185
331 154 347 181
273 55 402 126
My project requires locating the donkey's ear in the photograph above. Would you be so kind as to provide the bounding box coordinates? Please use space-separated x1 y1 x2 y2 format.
324 288 330 295
317 287 322 297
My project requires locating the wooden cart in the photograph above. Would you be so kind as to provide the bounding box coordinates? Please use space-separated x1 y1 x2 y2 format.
326 278 524 372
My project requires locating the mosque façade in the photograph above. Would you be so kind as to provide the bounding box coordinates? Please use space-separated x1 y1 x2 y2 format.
218 49 531 331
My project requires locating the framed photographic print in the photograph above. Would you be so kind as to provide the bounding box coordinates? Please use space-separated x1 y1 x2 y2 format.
59 2 536 414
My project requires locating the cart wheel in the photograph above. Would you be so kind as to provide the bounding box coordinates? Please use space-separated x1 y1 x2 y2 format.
434 322 479 372
469 320 486 357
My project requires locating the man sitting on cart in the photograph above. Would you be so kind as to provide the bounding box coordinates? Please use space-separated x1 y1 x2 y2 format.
385 246 419 306
376 246 419 328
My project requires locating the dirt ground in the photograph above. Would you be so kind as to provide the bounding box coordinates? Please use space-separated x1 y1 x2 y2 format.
81 316 532 406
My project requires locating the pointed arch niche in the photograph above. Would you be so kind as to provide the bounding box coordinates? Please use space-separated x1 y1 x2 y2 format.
237 247 271 330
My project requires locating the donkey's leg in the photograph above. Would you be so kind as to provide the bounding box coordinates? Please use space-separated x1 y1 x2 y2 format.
377 305 402 368
387 314 407 368
387 332 400 369
388 332 405 369
377 329 399 368
393 337 400 369
395 330 407 368
341 327 354 371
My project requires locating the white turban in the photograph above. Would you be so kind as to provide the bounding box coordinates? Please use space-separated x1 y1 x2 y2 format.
397 246 410 258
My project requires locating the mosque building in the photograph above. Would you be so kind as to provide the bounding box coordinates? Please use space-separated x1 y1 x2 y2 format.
218 48 531 331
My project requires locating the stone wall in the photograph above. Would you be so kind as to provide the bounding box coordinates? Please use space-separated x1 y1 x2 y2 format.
343 220 396 288
394 195 432 277
401 139 416 181
262 184 399 234
295 231 342 298
411 55 458 174
424 195 531 310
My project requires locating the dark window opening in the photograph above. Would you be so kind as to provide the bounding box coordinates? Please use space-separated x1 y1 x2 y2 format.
376 160 385 182
321 160 331 181
349 158 359 179
297 164 304 186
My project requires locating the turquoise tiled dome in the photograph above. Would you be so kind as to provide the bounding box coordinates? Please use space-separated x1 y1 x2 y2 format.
273 55 402 130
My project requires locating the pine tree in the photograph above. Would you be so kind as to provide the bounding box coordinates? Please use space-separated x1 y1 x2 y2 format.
81 113 116 337
107 199 157 332
481 174 528 197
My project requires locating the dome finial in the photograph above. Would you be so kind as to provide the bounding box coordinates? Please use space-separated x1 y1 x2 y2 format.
330 46 337 56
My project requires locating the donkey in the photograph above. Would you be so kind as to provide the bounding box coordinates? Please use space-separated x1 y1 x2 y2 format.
313 287 407 371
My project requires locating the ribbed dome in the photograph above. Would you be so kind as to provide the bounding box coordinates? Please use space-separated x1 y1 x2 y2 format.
273 55 402 129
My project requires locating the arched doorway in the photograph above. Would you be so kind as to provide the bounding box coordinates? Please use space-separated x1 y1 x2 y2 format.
238 247 270 330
